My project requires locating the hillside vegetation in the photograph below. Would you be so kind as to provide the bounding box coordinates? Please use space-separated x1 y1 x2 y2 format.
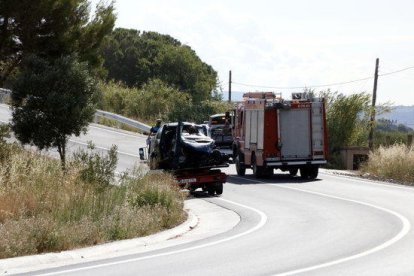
98 80 231 124
99 28 229 124
102 28 219 103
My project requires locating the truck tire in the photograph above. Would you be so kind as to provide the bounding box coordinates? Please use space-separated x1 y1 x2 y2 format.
262 167 273 178
252 154 264 178
308 166 319 179
300 167 309 179
207 185 215 196
215 182 223 195
235 153 246 176
289 168 298 177
300 166 319 180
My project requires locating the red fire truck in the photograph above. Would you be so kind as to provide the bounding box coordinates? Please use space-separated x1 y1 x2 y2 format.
231 92 328 179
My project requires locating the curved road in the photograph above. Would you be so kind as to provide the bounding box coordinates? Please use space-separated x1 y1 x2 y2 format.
1 104 414 275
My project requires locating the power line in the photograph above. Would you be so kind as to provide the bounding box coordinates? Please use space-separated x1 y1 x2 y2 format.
233 76 373 89
231 64 414 90
379 65 414 76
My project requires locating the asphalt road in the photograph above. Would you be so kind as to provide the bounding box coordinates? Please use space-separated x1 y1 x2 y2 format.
1 104 414 275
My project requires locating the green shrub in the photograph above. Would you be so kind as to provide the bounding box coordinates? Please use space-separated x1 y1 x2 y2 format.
71 142 118 188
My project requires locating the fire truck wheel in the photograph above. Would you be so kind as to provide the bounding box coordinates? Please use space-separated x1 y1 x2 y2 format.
215 182 223 195
235 153 246 176
252 155 264 178
289 168 298 177
300 167 309 179
308 166 319 179
260 167 273 178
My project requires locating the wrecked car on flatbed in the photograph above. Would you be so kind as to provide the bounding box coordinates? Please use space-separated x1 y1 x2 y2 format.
140 122 229 195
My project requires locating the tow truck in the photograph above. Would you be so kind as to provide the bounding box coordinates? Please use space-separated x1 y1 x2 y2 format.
139 122 228 195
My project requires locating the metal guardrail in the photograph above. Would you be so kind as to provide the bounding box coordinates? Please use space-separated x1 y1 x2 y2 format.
94 110 151 133
0 88 151 133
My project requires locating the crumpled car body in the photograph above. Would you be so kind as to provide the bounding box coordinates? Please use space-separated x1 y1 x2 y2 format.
148 122 229 170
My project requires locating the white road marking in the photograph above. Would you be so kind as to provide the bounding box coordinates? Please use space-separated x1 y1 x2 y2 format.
321 171 414 192
233 175 411 275
36 198 267 276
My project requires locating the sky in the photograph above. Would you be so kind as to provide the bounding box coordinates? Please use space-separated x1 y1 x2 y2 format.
91 0 414 105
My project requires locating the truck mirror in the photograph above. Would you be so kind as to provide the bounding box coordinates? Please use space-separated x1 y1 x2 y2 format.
139 147 146 160
225 111 230 118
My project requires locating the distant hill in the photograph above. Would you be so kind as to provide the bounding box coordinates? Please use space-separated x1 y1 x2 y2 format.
377 106 414 129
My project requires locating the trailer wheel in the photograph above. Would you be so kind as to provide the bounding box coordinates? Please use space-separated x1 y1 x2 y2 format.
289 168 298 177
235 153 246 176
207 186 215 196
215 182 223 195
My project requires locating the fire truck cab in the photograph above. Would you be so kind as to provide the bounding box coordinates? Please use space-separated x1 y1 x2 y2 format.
232 92 328 179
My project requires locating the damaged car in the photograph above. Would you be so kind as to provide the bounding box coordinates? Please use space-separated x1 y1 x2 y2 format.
145 122 229 170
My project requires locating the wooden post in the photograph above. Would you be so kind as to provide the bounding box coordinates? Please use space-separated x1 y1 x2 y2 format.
368 58 379 150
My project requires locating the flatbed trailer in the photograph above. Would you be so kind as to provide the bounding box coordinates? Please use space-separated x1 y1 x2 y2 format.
175 168 227 195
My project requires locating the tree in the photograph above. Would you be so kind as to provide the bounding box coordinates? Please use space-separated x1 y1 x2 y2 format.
11 55 97 168
101 28 218 102
0 0 115 86
319 90 371 153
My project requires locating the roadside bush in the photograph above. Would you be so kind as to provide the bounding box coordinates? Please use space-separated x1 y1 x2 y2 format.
361 144 414 184
72 141 118 188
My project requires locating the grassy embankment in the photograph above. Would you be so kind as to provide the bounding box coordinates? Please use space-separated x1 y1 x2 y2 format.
0 127 185 259
361 144 414 184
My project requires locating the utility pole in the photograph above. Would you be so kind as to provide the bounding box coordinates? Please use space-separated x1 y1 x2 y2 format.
228 70 232 102
368 58 379 150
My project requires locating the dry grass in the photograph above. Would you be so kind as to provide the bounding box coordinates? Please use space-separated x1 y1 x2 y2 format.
0 143 185 259
361 144 414 184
